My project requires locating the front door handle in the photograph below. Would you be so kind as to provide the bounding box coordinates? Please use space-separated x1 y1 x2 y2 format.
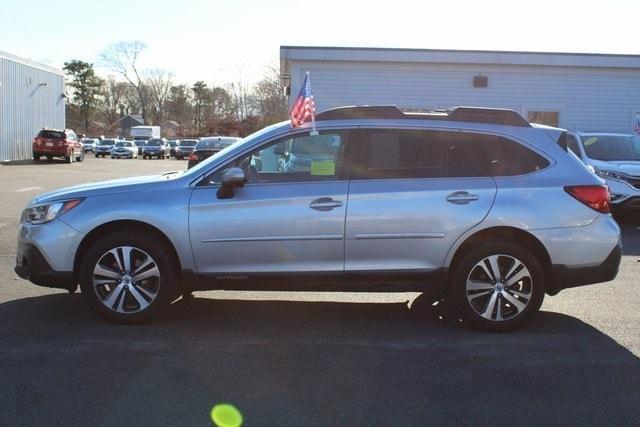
309 197 343 211
446 191 480 204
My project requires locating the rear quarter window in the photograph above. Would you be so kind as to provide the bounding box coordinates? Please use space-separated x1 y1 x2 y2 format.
466 133 550 176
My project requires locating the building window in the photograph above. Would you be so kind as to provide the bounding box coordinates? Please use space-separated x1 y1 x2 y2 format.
527 111 560 127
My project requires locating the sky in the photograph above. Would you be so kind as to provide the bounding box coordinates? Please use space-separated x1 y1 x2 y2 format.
1 0 639 87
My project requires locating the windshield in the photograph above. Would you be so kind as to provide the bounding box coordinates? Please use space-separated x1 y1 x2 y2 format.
147 139 163 146
582 134 640 161
100 140 115 145
180 140 198 146
197 137 239 150
115 142 131 147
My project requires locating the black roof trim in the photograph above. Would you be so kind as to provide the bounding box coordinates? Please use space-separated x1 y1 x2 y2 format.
315 105 531 127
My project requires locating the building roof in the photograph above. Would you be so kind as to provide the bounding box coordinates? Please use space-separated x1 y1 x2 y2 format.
114 115 144 128
0 49 64 76
280 46 640 75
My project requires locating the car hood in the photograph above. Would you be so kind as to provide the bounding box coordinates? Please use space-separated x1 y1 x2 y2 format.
35 174 169 204
590 159 640 176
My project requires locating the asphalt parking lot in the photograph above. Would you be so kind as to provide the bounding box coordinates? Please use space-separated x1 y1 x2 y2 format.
1 156 639 426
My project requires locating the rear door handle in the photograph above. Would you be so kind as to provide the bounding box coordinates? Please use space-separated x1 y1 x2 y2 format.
309 197 343 211
446 191 479 204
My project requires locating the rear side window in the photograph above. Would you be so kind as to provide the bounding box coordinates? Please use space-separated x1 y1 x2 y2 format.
38 130 65 139
353 129 481 179
467 133 549 176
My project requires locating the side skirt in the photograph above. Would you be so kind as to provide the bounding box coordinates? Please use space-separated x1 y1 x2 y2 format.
180 269 448 293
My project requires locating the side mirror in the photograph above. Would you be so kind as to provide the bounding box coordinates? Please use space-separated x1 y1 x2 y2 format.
217 167 245 199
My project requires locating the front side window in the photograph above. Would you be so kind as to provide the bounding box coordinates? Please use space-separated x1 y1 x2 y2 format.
206 131 349 185
352 129 482 179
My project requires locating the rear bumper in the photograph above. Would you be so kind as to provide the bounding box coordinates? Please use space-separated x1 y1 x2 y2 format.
33 147 68 156
549 244 621 295
15 243 74 289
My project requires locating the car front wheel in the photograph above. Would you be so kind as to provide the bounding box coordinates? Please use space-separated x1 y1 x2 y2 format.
450 242 545 332
79 232 178 323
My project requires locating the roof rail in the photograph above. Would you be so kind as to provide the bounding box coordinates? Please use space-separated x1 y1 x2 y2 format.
315 105 531 127
316 105 405 120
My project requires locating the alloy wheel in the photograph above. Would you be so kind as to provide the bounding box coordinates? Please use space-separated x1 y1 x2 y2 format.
92 246 161 314
465 254 533 321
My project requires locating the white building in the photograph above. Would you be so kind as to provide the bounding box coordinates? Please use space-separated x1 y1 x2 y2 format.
0 50 65 161
280 46 640 133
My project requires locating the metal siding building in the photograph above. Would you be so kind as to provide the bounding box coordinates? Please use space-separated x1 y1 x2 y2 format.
281 46 640 132
0 50 65 161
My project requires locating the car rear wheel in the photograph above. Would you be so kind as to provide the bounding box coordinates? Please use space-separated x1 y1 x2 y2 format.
33 153 40 161
79 232 178 323
450 241 544 332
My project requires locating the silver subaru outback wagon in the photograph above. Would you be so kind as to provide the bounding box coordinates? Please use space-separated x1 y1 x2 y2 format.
15 106 621 332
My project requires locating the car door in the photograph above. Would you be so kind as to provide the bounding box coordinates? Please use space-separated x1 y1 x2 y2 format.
189 130 354 274
345 128 497 272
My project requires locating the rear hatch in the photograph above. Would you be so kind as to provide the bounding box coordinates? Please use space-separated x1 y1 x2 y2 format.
35 130 66 151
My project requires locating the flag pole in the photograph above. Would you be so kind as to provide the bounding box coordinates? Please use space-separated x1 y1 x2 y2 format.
308 71 318 136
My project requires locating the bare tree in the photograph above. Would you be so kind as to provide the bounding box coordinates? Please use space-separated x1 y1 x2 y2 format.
144 69 174 125
254 66 288 126
101 75 131 131
99 40 149 124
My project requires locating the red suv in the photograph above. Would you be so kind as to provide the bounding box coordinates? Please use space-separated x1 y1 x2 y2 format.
33 129 84 163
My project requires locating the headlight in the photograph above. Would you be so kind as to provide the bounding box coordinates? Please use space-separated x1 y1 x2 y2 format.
594 168 626 181
21 199 83 225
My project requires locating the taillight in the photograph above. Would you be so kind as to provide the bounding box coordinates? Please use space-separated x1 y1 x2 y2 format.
564 185 610 213
188 153 198 161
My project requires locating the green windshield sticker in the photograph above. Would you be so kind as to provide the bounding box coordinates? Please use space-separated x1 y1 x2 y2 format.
583 137 598 146
310 161 336 175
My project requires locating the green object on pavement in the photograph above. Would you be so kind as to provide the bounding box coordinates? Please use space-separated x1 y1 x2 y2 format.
211 403 243 427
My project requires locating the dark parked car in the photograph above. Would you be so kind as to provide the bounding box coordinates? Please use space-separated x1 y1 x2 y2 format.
132 139 148 156
175 139 198 160
187 136 240 168
32 129 84 163
167 139 179 157
142 138 170 159
95 139 117 157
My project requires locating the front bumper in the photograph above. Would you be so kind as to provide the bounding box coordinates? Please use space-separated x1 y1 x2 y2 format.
111 151 134 158
15 244 74 289
606 178 640 209
15 219 84 289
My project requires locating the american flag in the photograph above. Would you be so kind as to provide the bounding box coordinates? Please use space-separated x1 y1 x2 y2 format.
290 74 315 128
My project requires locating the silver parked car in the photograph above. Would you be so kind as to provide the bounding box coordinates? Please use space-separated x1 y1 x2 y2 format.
565 132 640 212
15 106 621 331
110 141 138 159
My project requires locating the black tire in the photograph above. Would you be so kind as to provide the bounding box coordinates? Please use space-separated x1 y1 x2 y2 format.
46 155 53 161
33 153 40 161
79 231 178 324
449 241 545 333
